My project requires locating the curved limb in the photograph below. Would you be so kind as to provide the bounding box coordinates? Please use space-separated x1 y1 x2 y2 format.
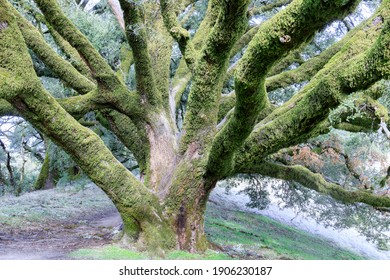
236 161 390 208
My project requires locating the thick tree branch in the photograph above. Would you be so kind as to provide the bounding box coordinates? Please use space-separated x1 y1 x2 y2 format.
101 110 149 174
45 21 93 80
236 161 390 208
14 8 96 94
30 0 147 122
1 91 110 118
265 19 365 91
182 0 251 149
34 0 121 86
118 0 162 107
171 0 221 116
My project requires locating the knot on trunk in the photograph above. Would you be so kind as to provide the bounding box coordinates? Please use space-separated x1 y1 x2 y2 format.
279 35 291 43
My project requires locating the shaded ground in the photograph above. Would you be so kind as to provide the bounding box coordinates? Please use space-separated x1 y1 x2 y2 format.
0 184 122 260
0 210 121 259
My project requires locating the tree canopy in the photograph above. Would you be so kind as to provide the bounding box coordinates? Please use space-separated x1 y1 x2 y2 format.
0 0 389 253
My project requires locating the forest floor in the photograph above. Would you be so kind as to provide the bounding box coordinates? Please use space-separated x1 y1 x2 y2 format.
0 184 364 260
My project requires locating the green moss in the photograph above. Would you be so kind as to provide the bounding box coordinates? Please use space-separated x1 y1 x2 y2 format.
102 110 149 173
47 23 93 81
182 0 251 150
217 92 236 123
160 0 197 72
119 0 162 108
34 0 115 80
34 151 50 190
171 0 223 112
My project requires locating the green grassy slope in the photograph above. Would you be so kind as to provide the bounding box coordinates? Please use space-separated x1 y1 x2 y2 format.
205 202 364 260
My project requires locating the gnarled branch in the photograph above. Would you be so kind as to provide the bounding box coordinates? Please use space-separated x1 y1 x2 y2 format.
236 161 390 208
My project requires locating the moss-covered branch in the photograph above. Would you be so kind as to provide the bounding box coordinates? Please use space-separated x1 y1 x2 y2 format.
226 26 307 86
182 0 251 149
35 0 143 121
101 110 149 174
206 0 361 179
45 22 93 80
1 91 111 119
160 0 196 72
30 0 145 122
236 161 390 208
118 0 162 107
171 0 221 115
17 15 95 94
0 99 17 116
34 0 121 86
248 0 292 16
56 90 108 116
265 19 364 91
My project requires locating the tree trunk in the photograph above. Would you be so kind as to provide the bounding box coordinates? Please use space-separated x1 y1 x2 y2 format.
34 150 57 190
114 148 216 253
162 150 217 252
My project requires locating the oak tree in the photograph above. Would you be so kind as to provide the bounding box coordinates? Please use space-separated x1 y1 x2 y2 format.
1 0 389 253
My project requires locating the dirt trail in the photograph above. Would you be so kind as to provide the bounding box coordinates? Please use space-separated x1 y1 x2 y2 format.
0 209 122 260
0 185 123 260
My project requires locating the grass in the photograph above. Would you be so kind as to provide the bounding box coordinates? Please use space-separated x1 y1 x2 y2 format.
204 203 365 260
69 245 148 260
0 184 114 228
69 246 233 260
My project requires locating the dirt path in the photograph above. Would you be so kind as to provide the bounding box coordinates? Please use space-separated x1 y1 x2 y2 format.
0 209 122 260
0 185 123 260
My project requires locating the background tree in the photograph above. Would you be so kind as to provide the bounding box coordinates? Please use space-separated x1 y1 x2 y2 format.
0 0 390 254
